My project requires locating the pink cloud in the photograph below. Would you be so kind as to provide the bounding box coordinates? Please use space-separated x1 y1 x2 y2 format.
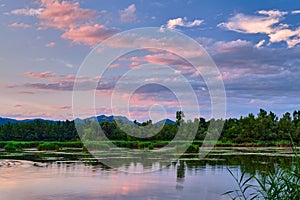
120 4 136 22
108 63 120 68
14 104 23 108
105 34 204 58
10 73 105 91
53 105 72 110
143 53 190 67
220 10 300 48
219 13 279 34
38 0 98 29
129 53 189 68
18 91 35 95
45 42 55 47
61 24 117 46
24 71 57 79
8 22 31 28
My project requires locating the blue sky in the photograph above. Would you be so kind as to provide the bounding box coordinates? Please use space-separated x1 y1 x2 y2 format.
0 0 300 121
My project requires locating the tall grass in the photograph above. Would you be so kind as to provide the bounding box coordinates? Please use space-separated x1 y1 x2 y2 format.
224 139 300 200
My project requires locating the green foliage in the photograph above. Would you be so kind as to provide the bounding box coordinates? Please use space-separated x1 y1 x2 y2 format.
176 110 185 125
153 141 170 147
137 142 152 149
4 142 17 152
148 143 154 149
37 143 60 151
175 144 199 153
223 169 258 200
0 120 78 141
1 109 300 145
83 141 110 151
225 141 300 200
112 141 137 148
55 141 83 148
186 144 199 153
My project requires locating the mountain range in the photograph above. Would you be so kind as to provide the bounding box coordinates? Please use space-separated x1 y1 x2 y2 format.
0 115 175 126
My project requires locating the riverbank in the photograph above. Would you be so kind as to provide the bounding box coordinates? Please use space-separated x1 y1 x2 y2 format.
0 140 297 152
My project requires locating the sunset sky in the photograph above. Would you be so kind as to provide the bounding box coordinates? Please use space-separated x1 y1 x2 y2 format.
1 0 300 121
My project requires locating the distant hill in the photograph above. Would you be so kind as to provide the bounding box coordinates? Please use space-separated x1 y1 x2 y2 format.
157 119 176 125
0 117 56 126
0 115 175 126
0 117 19 125
75 115 132 124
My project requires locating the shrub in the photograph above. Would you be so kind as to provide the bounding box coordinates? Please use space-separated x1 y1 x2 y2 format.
56 142 83 148
4 142 17 152
137 142 152 149
37 143 60 151
148 144 154 150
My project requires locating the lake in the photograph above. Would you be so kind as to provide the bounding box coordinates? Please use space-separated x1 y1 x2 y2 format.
0 147 294 200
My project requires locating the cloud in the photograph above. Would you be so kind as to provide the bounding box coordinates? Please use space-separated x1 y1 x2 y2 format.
10 72 114 91
52 105 71 110
104 33 204 59
18 91 35 95
8 22 31 28
268 28 300 48
219 10 300 48
65 63 74 68
218 13 280 34
22 82 74 91
258 10 288 17
61 24 117 46
211 39 252 54
255 40 265 48
30 0 116 46
38 0 98 29
45 42 55 47
120 4 137 22
14 104 23 108
10 8 44 16
291 10 300 15
165 17 203 29
130 53 190 68
207 39 300 97
24 71 57 79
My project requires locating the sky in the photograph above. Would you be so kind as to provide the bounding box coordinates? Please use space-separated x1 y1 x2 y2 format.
0 0 300 121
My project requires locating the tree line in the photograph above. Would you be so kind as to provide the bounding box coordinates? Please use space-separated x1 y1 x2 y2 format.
0 109 300 143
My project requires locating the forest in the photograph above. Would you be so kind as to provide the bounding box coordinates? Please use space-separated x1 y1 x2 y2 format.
0 109 300 145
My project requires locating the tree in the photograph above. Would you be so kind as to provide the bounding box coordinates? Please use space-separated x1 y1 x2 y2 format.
176 111 185 125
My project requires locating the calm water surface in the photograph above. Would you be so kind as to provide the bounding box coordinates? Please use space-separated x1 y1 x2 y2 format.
0 161 240 200
0 148 292 200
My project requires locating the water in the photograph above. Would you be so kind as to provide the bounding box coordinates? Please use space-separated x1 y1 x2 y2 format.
0 148 293 200
0 161 239 200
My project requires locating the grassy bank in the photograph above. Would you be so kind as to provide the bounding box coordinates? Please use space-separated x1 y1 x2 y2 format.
0 140 297 153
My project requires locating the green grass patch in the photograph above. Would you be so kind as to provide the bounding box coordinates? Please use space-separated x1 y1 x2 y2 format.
83 141 110 152
137 142 152 149
111 141 137 148
37 143 60 151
